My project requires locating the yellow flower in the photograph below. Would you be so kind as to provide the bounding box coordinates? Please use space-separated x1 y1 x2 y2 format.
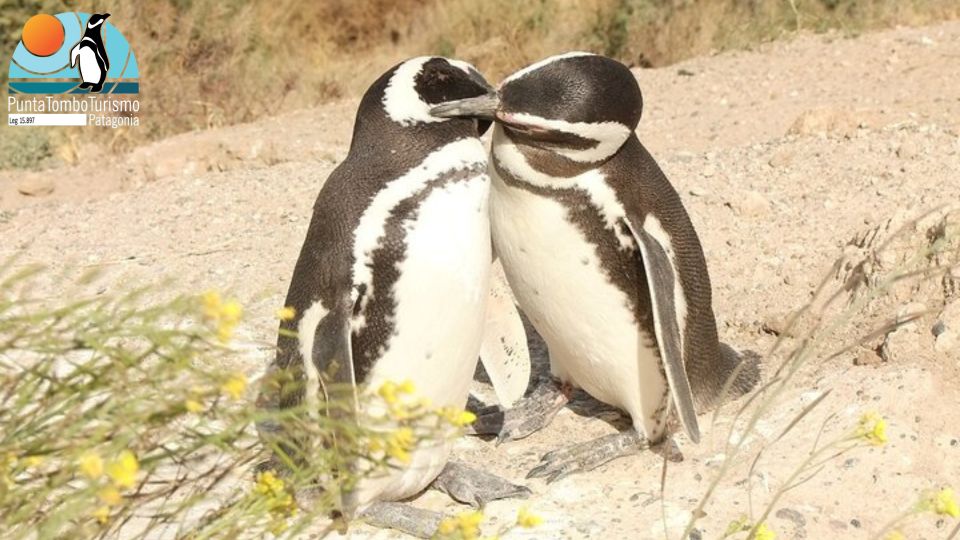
92 506 110 524
378 381 399 405
935 487 959 518
439 407 477 427
254 471 286 497
79 452 103 480
436 516 458 536
398 380 415 394
857 411 888 446
23 455 43 467
755 522 776 540
276 306 296 321
221 373 247 400
456 510 484 540
97 485 122 506
885 531 906 540
201 290 222 319
201 291 243 342
106 450 139 489
221 300 242 323
516 506 543 528
185 399 204 413
386 427 415 463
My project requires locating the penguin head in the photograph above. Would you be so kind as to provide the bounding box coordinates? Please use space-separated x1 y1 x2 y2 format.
87 13 110 29
433 52 642 163
375 56 496 135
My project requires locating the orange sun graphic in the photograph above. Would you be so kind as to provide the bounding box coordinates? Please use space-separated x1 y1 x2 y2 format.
22 14 65 57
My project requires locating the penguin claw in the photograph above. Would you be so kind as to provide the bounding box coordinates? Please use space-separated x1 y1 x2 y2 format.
468 379 572 443
432 461 531 507
525 430 652 483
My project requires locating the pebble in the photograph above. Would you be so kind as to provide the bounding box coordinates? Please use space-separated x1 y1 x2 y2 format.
730 190 771 217
768 148 796 168
702 163 717 177
896 139 919 159
855 347 884 366
16 174 55 197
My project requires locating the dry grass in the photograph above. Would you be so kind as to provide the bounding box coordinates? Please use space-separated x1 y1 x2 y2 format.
1 0 959 168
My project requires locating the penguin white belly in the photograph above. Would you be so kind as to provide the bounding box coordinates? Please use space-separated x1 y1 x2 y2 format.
78 47 101 84
489 170 669 437
355 174 492 506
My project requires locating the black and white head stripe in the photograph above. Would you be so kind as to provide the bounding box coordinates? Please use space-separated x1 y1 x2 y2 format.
382 57 488 126
497 52 643 163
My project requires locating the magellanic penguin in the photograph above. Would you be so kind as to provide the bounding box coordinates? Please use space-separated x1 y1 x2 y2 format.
432 53 759 481
256 57 528 535
70 13 110 93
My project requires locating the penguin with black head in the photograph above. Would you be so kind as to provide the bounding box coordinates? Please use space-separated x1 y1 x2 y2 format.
70 13 110 93
433 53 759 481
257 57 530 537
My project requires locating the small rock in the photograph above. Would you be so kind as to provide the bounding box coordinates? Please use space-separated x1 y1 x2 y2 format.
733 190 771 217
674 151 696 163
933 320 946 337
896 139 919 159
880 323 921 363
787 109 861 137
702 163 717 177
768 148 796 168
935 330 957 353
850 518 861 528
855 347 883 366
16 174 55 197
776 508 807 527
939 301 960 331
688 186 709 197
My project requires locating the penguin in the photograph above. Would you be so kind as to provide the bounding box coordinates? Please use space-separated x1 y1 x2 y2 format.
256 57 528 536
70 13 110 93
431 53 759 481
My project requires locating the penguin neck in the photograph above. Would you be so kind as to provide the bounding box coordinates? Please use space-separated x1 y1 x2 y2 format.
493 124 621 179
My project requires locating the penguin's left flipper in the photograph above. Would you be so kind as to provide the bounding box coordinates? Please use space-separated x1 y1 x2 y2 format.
431 461 531 507
312 299 358 411
478 259 530 408
623 217 701 443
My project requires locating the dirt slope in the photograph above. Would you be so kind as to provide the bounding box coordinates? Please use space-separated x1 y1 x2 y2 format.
3 21 960 540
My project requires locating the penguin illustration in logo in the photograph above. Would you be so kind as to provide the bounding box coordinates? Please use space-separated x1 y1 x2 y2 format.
70 13 110 93
432 53 759 482
256 57 530 536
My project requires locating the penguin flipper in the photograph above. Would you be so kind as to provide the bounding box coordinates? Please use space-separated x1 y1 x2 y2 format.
479 260 530 408
623 216 701 443
310 299 358 415
70 43 80 68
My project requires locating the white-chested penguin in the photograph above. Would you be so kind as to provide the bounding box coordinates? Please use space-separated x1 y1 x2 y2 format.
256 57 529 537
70 13 110 93
432 53 759 482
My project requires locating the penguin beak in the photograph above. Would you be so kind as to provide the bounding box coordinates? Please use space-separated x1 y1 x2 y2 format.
430 92 499 121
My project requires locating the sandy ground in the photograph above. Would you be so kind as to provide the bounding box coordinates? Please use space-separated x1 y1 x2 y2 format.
3 21 960 540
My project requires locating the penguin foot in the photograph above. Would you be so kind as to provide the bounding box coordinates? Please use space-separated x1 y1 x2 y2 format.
469 378 572 443
526 429 654 483
359 502 442 539
431 461 531 507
